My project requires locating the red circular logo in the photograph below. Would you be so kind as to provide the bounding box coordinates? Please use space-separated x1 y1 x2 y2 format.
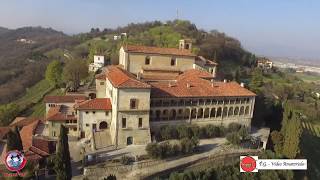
240 156 256 172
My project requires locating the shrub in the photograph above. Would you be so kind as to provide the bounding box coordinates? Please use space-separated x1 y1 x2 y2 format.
190 125 200 138
159 125 179 140
226 132 241 145
146 143 160 159
200 125 225 138
180 137 199 154
146 138 199 159
159 142 171 158
199 126 208 138
228 123 242 132
159 125 173 140
238 126 249 140
120 155 133 165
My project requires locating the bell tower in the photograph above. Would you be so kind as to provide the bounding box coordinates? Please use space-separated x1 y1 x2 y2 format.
179 39 192 51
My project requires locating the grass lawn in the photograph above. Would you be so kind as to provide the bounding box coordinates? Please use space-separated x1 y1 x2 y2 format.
30 88 64 118
302 121 320 137
294 73 320 84
13 79 53 108
11 79 65 118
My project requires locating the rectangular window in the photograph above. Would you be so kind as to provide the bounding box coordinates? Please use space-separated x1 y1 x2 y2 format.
122 118 126 128
86 124 89 127
138 118 142 128
100 82 105 85
85 111 89 114
171 58 176 66
93 111 96 114
105 111 109 116
130 99 137 109
52 131 56 137
145 56 150 65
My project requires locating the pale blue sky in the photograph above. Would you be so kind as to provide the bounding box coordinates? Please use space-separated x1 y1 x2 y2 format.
1 0 320 59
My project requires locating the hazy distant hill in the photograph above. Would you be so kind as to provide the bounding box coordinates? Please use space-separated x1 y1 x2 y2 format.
0 21 257 104
0 27 9 35
0 26 78 103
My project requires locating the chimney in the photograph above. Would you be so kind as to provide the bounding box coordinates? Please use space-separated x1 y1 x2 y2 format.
223 79 227 83
187 83 191 88
240 82 245 87
136 72 141 80
168 82 173 87
211 79 214 87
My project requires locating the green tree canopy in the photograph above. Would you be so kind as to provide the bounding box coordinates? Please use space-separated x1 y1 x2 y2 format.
0 103 20 126
45 60 63 87
63 59 88 91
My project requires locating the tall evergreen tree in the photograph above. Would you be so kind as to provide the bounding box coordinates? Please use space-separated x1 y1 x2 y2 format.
280 103 303 158
6 126 23 152
54 125 72 180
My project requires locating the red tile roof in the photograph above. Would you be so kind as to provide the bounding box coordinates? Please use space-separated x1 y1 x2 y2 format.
150 70 256 98
177 69 214 80
141 66 181 72
32 137 56 154
106 66 150 89
141 73 178 81
95 73 106 80
24 150 43 162
123 45 196 57
20 120 40 150
44 95 87 103
10 117 41 128
46 106 77 121
195 56 218 66
75 98 112 110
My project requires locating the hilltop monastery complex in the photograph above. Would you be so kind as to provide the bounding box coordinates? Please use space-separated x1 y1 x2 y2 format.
44 39 256 148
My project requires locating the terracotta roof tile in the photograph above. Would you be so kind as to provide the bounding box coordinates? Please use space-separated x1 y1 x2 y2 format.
32 137 56 154
24 150 43 162
10 117 41 128
44 95 87 103
195 56 218 66
20 120 40 150
106 66 150 89
141 74 178 81
123 45 196 57
177 69 214 80
150 70 255 98
95 73 106 80
75 98 112 110
46 106 76 121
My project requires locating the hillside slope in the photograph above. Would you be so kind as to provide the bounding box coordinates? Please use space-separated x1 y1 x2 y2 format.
0 27 79 103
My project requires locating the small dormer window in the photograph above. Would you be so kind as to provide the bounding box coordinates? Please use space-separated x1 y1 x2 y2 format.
171 57 176 66
145 56 150 65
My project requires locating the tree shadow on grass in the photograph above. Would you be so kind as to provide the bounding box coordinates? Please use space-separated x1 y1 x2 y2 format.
301 132 320 180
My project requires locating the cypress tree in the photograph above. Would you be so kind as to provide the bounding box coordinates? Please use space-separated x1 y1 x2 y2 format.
6 126 23 152
54 125 72 180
